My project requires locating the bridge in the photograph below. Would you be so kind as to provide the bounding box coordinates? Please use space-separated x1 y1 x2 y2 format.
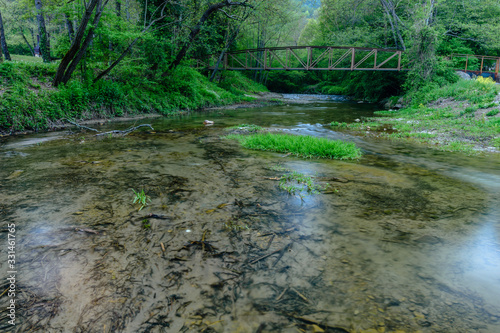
198 46 404 72
196 45 500 81
450 54 500 81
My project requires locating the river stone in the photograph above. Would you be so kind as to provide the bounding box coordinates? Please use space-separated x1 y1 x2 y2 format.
456 71 471 80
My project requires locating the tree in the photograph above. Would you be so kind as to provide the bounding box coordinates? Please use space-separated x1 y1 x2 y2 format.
379 0 406 50
0 9 11 61
166 0 253 71
35 0 50 62
93 2 172 82
53 0 110 86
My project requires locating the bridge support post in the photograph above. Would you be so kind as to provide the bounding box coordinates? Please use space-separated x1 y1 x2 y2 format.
264 49 267 70
496 57 499 81
350 48 355 71
307 47 311 70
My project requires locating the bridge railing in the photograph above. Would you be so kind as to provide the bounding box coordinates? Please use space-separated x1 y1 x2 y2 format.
451 54 500 81
197 46 405 72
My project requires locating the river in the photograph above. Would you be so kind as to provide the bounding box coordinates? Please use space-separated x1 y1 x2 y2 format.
1 96 500 332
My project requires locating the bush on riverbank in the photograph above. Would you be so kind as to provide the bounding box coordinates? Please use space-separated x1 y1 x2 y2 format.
0 61 267 133
227 132 362 159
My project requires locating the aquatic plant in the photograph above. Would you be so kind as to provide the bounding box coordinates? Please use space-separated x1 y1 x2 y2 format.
223 220 249 231
267 164 290 172
132 189 151 211
330 121 348 128
278 171 328 199
142 219 151 229
225 124 263 132
226 133 362 160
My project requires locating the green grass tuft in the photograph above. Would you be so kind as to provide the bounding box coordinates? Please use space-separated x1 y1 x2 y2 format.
227 133 362 160
486 109 499 117
330 121 348 128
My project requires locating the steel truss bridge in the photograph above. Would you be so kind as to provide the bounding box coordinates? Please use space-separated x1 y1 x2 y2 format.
197 46 404 72
196 46 500 81
450 54 500 81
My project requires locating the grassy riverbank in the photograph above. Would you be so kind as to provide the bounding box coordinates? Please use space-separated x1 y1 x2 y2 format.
334 78 500 153
0 59 267 134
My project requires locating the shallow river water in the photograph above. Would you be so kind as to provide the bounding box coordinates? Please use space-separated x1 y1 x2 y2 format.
1 96 500 333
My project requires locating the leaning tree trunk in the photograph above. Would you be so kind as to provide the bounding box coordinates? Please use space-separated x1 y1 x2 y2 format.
21 29 35 56
35 0 50 62
53 0 109 87
0 10 11 61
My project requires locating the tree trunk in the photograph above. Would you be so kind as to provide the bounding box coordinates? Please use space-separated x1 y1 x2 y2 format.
30 28 36 50
166 0 252 72
94 36 140 83
35 0 50 62
0 10 11 61
210 13 249 82
380 0 406 50
116 0 121 17
53 0 109 86
94 12 170 83
65 14 75 43
125 0 130 21
21 29 35 56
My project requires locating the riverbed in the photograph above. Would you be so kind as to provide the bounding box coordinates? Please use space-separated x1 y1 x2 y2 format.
1 96 500 332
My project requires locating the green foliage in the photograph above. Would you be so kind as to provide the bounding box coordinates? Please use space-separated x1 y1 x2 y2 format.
492 137 500 148
266 71 312 93
142 219 151 229
225 124 263 132
405 77 500 107
330 121 348 128
486 110 499 117
0 62 265 132
218 72 267 95
279 171 326 195
223 220 249 231
440 141 476 155
226 132 362 159
132 189 151 211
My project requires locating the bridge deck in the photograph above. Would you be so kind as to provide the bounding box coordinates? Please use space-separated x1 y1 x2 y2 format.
196 47 500 81
198 46 404 72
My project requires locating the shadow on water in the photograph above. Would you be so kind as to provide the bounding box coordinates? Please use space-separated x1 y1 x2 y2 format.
1 96 500 332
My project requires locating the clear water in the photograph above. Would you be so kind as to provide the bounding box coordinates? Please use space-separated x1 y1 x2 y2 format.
1 97 499 332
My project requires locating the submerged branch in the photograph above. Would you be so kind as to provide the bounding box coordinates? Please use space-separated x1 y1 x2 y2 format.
63 119 154 136
95 124 155 136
